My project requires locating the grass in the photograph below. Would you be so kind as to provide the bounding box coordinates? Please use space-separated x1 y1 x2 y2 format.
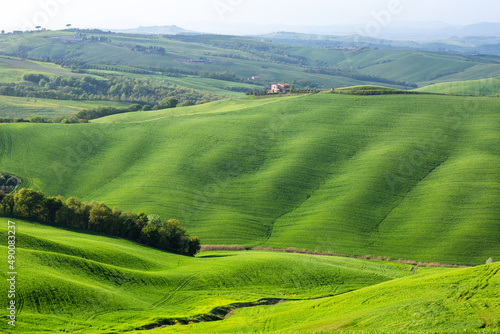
416 76 500 96
0 95 129 119
0 56 94 82
0 218 416 334
0 92 498 265
0 218 498 333
165 262 500 333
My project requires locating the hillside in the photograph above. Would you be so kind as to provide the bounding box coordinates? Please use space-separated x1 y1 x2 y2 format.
0 92 499 265
0 218 498 333
0 218 415 334
416 77 500 96
169 262 500 333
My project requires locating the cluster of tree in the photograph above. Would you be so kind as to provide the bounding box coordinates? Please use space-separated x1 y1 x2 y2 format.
0 174 18 193
0 116 85 124
132 45 166 55
0 117 30 124
0 188 201 256
304 67 418 88
199 71 249 83
86 36 110 43
0 74 222 106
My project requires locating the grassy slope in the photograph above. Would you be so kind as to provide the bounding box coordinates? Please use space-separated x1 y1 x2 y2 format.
0 93 499 264
167 263 500 333
0 218 413 334
416 77 500 96
0 96 128 118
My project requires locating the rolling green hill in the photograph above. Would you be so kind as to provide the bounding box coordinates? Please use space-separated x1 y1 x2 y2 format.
416 76 500 96
3 30 500 92
0 218 415 334
168 262 500 333
0 91 499 265
0 218 498 333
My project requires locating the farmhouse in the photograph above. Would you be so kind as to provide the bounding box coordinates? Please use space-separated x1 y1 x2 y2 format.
269 83 291 94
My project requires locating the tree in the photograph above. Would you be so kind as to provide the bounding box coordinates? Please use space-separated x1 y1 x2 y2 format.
187 236 201 257
128 104 142 112
147 214 163 227
178 101 195 107
43 197 63 223
88 201 113 233
1 193 15 215
159 219 187 252
141 224 160 246
14 188 44 218
1 30 5 34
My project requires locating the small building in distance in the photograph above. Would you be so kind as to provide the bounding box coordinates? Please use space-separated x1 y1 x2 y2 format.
269 83 291 94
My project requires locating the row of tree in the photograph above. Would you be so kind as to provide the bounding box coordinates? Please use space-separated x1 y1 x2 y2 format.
0 188 200 256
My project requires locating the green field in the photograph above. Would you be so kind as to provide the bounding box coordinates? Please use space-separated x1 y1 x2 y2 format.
0 95 129 119
0 218 498 333
416 76 500 96
0 92 499 265
0 218 415 333
0 56 88 83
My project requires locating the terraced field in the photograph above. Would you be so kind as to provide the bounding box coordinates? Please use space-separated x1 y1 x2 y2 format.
0 91 499 265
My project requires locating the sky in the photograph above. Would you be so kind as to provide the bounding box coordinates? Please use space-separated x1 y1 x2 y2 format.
1 0 499 33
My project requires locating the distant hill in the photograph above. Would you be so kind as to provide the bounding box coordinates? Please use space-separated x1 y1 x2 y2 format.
416 76 500 96
258 31 500 56
110 25 197 35
188 21 500 40
2 30 500 92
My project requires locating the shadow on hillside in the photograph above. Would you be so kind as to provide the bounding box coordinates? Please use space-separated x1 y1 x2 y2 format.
196 254 235 259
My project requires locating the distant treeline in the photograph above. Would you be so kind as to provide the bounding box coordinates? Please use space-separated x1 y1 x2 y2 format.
73 98 182 121
0 74 222 105
0 188 201 256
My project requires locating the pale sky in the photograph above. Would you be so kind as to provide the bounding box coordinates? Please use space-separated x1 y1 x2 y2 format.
1 0 499 33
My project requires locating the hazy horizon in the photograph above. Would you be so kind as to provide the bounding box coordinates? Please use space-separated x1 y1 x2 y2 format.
2 0 499 35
